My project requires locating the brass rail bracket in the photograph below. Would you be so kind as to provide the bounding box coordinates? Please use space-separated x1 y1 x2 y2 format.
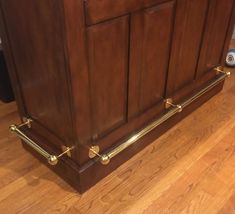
19 117 33 128
9 118 74 165
88 146 111 165
88 70 229 165
214 66 231 77
61 145 73 158
88 145 100 158
164 98 183 112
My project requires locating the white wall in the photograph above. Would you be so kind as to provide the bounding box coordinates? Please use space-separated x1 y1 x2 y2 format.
233 27 235 39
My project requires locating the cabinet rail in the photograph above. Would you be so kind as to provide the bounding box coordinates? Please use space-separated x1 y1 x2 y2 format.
90 68 230 165
9 118 73 166
9 68 230 166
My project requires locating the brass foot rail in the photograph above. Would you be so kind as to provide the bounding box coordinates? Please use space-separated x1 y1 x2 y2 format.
9 119 73 165
89 69 230 165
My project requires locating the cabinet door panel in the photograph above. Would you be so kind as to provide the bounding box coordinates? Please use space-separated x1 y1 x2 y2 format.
197 0 235 76
128 1 174 118
166 0 208 96
87 17 129 139
85 0 169 24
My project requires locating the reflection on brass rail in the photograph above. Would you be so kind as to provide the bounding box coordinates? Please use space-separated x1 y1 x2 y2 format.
9 119 73 165
90 69 230 165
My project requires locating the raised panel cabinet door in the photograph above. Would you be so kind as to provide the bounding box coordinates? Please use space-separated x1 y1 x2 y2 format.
196 0 235 76
128 1 175 118
87 16 129 140
166 0 209 96
85 0 170 24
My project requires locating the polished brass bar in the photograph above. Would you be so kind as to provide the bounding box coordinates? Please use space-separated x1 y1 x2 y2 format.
91 71 229 165
181 72 229 109
164 98 183 112
9 119 73 165
214 66 231 77
101 106 181 165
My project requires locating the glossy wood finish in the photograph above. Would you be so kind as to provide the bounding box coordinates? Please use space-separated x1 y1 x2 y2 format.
166 0 208 95
197 0 235 77
0 62 234 213
63 0 92 147
0 0 75 150
86 0 235 159
128 1 174 118
0 0 235 193
87 16 129 138
85 0 168 24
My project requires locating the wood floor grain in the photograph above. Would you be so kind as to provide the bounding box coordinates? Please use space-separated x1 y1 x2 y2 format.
0 41 235 214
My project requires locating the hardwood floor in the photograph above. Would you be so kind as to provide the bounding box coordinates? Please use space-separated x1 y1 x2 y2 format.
0 41 235 214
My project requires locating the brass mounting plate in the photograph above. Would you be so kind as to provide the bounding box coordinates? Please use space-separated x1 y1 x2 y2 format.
214 66 231 77
165 98 173 109
89 146 100 158
215 66 223 75
61 145 72 157
22 117 33 128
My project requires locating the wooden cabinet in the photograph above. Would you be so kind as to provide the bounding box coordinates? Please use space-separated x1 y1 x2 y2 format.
166 0 209 94
129 1 174 118
197 0 235 76
0 0 234 193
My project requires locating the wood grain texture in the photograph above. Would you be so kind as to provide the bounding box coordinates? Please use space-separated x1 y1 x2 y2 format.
85 0 168 25
166 0 208 95
87 16 129 139
197 0 235 76
0 0 75 148
0 41 234 214
128 1 174 117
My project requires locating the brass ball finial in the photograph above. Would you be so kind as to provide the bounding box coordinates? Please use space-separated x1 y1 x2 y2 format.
100 155 110 165
226 71 231 78
9 124 17 132
177 105 183 113
48 155 58 165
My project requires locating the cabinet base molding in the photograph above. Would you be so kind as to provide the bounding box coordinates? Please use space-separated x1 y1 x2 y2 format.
22 81 224 193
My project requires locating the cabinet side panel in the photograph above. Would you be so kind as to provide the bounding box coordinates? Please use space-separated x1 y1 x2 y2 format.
128 1 174 118
166 0 208 96
63 0 92 147
197 0 234 76
1 0 73 144
87 17 129 139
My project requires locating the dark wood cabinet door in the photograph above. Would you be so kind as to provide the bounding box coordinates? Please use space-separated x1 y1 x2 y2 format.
85 0 171 24
166 0 209 96
128 1 175 118
87 16 129 140
197 0 235 77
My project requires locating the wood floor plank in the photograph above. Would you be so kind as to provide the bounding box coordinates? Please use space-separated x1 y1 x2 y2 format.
219 192 235 214
141 125 235 214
